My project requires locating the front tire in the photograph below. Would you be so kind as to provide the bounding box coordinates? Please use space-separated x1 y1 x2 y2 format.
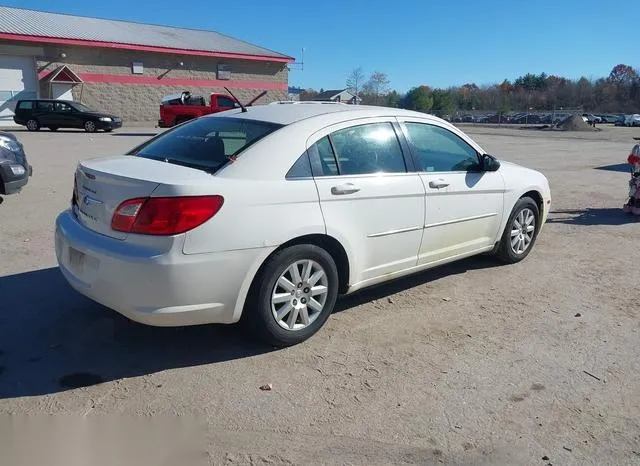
84 120 97 133
496 197 540 263
245 244 339 347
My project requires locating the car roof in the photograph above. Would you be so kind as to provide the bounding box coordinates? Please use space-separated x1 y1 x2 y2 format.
17 98 73 103
208 102 438 126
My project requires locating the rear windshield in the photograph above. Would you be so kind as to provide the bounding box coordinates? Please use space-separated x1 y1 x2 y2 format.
130 117 282 173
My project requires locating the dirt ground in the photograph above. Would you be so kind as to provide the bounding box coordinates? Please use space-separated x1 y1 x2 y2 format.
0 124 639 466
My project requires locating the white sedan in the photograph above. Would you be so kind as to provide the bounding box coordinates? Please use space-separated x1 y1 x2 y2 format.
55 103 551 346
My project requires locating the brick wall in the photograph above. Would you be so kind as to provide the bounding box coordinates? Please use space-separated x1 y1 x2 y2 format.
35 45 288 123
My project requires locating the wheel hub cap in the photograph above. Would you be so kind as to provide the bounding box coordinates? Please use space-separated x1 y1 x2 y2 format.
271 260 329 331
510 207 536 255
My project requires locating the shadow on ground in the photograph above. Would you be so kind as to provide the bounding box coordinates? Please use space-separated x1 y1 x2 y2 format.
0 257 498 398
594 163 633 173
546 208 639 226
335 255 498 312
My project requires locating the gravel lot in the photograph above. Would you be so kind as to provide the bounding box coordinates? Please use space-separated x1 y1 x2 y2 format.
0 125 639 465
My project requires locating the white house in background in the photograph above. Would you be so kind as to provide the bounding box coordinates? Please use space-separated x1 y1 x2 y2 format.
312 88 361 104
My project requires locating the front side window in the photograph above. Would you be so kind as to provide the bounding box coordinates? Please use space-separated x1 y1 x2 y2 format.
71 103 93 112
403 123 479 172
129 117 282 173
54 102 72 112
328 122 406 176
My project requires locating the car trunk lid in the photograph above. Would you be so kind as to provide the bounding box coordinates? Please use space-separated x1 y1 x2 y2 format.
72 155 214 240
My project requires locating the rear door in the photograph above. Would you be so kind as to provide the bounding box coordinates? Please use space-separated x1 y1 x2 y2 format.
34 100 55 126
309 119 425 283
398 119 505 264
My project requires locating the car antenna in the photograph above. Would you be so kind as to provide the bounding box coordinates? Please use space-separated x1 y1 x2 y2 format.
224 87 268 112
247 90 267 106
224 87 247 112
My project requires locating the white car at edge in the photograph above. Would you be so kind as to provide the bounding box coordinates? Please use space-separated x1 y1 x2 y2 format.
55 103 551 346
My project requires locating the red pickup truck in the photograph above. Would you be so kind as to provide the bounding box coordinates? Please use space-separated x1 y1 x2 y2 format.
157 90 267 128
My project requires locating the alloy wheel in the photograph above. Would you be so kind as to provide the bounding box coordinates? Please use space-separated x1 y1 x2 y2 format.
510 207 536 255
271 260 329 331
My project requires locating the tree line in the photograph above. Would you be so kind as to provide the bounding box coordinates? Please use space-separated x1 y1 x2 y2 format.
298 64 640 116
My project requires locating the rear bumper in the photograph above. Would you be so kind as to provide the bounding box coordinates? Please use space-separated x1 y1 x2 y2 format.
55 209 266 326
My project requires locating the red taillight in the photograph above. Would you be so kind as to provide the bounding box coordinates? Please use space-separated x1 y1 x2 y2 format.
111 196 224 235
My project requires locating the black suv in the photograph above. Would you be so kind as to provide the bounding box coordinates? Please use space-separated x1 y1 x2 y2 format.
13 99 122 133
0 131 32 199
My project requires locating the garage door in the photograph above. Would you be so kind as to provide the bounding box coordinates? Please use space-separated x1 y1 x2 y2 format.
0 55 37 128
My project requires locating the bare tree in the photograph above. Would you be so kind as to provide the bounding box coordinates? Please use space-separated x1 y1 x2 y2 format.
366 72 391 104
346 67 365 103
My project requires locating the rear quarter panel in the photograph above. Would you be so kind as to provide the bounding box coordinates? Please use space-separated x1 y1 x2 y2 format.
172 177 326 255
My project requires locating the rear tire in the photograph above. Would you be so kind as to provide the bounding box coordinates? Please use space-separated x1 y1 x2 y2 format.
244 244 339 347
26 119 40 131
495 197 540 264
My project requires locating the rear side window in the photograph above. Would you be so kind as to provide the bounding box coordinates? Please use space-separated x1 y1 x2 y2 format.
130 117 282 173
37 101 54 111
17 101 33 110
217 97 236 108
308 136 339 176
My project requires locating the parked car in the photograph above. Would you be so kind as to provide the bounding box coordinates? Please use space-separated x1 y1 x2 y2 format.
13 99 122 132
511 114 541 124
55 104 551 346
614 115 627 126
0 131 32 199
624 114 640 127
582 113 602 124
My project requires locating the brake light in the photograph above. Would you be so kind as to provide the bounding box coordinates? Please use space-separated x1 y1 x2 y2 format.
111 196 224 235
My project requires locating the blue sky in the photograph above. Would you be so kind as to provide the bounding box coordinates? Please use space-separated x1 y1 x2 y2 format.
3 0 639 92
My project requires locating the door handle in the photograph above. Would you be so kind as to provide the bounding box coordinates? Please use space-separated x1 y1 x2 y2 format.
429 180 449 189
331 183 360 195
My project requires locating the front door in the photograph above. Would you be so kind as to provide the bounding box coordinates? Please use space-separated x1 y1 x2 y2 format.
51 101 78 128
308 120 425 284
398 120 505 265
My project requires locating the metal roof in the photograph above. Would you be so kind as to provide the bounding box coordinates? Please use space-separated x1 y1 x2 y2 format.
0 6 293 61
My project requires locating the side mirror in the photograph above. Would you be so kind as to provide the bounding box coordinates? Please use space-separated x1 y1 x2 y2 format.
480 153 501 172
